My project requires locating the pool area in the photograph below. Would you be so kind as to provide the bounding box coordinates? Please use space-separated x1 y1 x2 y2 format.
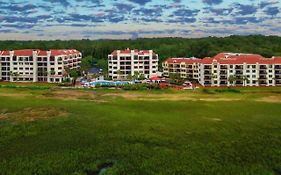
82 80 130 87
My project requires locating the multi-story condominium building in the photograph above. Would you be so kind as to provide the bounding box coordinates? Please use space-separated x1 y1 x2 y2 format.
162 57 201 80
108 49 158 80
0 49 82 83
163 53 281 87
199 53 281 87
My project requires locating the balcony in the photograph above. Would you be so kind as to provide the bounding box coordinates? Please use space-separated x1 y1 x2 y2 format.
220 70 227 75
204 81 212 86
259 81 267 86
260 65 267 69
204 66 212 69
235 71 243 75
220 76 227 80
204 71 211 75
236 81 243 85
259 70 267 75
235 65 243 70
275 65 281 69
204 76 212 80
235 75 243 80
275 71 281 75
220 65 228 70
220 81 227 86
275 75 281 79
259 75 267 80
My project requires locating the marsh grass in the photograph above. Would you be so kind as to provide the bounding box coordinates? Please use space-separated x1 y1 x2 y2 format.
0 88 280 174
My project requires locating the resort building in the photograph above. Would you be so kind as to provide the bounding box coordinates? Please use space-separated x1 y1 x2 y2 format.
199 53 281 87
108 49 158 80
162 57 201 81
0 49 82 83
163 53 281 87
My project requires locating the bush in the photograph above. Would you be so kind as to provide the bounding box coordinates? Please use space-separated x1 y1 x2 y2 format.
214 88 241 93
122 84 160 90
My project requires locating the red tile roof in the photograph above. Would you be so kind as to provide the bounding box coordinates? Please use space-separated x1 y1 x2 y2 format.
14 49 34 56
37 50 48 56
110 49 154 56
200 53 281 64
0 49 81 57
0 50 10 56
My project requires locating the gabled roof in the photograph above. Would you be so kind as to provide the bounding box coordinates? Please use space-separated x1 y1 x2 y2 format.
201 53 281 64
110 48 154 56
0 50 10 56
14 49 34 56
0 49 81 57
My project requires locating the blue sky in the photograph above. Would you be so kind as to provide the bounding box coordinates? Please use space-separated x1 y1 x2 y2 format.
0 0 280 40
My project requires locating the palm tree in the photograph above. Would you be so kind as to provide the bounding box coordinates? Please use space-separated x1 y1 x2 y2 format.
242 75 249 87
116 69 123 80
211 73 217 85
228 75 236 86
10 71 19 81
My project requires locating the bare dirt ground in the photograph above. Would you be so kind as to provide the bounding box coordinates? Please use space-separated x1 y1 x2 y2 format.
101 92 243 102
0 107 68 123
1 88 281 103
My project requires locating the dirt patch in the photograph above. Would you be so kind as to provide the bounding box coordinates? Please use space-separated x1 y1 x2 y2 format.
102 93 241 102
43 90 97 101
256 96 281 103
0 107 68 123
0 92 30 97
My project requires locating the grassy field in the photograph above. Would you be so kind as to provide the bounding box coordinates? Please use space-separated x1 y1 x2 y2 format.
0 87 281 175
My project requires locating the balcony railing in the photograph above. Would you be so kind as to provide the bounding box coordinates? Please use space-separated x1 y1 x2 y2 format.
259 71 267 74
259 76 267 79
235 65 243 69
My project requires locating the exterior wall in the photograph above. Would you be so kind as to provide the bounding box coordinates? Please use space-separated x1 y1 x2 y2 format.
199 62 279 87
164 56 281 87
162 61 199 81
0 50 81 83
108 50 158 80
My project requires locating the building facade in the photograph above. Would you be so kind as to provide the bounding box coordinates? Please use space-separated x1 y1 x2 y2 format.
108 49 158 80
164 53 281 87
162 57 201 81
0 49 82 83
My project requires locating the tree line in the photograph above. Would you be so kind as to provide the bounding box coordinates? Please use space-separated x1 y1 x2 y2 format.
1 35 281 71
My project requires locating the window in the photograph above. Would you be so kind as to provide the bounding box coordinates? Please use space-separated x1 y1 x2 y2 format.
252 65 256 68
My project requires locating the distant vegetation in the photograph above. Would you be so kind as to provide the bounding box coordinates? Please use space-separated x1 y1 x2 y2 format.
1 35 281 71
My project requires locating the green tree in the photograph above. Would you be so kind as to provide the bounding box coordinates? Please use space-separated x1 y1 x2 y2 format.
228 75 236 86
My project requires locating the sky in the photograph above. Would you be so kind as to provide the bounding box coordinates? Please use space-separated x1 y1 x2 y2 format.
0 0 280 40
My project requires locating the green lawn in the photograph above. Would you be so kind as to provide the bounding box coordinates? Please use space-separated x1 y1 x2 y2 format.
0 88 280 175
